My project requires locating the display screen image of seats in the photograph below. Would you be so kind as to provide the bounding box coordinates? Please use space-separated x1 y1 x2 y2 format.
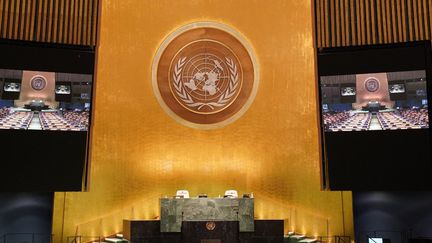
0 69 92 131
321 70 429 132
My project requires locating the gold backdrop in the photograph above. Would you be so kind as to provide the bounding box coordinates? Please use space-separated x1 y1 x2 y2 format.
16 71 58 109
52 0 354 242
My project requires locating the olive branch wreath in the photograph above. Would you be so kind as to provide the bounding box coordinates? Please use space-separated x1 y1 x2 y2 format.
172 57 239 110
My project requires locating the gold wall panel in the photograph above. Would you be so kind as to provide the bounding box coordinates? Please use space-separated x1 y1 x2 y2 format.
15 71 58 108
52 0 353 242
353 73 393 109
314 0 432 48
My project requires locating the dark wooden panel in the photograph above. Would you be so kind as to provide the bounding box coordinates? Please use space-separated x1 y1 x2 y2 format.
0 0 98 47
123 220 284 243
123 220 181 243
314 0 432 48
182 221 239 243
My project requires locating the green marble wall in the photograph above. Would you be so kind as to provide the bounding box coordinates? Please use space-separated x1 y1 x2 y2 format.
160 198 254 232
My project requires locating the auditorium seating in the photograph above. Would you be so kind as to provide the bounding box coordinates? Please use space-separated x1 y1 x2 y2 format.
377 109 427 130
0 107 10 119
377 112 414 130
324 112 371 131
39 111 89 131
63 111 89 128
0 110 33 129
399 108 428 127
323 111 350 126
325 108 429 131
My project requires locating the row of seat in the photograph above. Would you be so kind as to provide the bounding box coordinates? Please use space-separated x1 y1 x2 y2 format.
399 108 428 127
39 112 87 131
377 111 426 130
325 112 372 131
324 108 429 131
323 111 350 126
0 107 10 119
377 112 415 129
63 111 89 128
0 111 33 130
0 108 90 131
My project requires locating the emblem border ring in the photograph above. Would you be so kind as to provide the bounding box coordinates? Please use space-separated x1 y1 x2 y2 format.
30 75 47 91
151 21 260 130
206 221 216 231
167 39 244 115
365 77 380 92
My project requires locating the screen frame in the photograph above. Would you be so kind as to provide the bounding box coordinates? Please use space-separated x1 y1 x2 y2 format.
317 41 432 190
55 84 72 95
388 83 406 94
0 39 95 191
3 80 21 93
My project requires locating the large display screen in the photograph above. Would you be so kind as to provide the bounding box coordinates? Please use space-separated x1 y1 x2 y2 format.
340 87 356 96
0 69 92 131
317 41 432 190
321 70 428 132
389 84 405 94
3 81 21 92
55 84 72 95
0 40 95 191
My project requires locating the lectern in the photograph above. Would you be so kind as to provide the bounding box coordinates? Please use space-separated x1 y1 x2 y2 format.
160 198 254 232
123 197 283 243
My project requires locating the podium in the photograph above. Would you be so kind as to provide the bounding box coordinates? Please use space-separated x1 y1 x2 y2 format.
123 197 283 243
182 221 239 243
160 198 254 232
123 219 283 243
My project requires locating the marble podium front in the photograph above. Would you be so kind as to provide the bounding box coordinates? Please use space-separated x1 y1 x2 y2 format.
160 198 254 232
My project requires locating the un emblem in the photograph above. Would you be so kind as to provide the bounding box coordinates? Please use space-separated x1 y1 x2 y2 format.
30 76 47 91
365 77 380 92
152 22 259 129
206 221 216 231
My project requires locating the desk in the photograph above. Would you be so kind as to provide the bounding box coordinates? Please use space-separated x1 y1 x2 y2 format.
123 219 283 243
160 198 254 232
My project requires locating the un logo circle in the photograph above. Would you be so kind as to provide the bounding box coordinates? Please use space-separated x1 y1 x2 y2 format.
152 22 259 129
171 42 241 115
206 221 216 231
365 78 380 92
30 76 47 91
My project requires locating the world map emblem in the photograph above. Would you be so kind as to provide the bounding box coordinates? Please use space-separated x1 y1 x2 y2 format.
152 22 259 129
30 76 47 91
365 77 380 92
